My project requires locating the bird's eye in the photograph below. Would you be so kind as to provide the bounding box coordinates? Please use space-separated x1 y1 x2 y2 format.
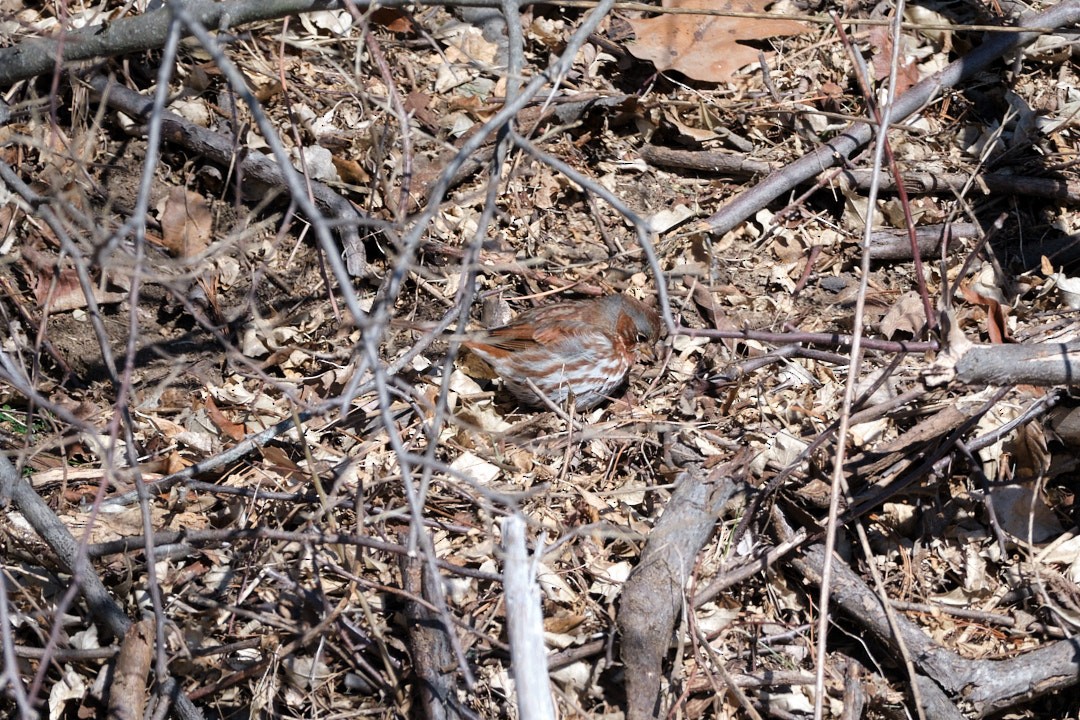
636 331 652 343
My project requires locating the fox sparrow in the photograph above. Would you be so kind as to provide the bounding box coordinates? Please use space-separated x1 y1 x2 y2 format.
463 293 661 410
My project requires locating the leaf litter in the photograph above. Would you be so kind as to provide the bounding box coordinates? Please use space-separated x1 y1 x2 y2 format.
1 0 1080 718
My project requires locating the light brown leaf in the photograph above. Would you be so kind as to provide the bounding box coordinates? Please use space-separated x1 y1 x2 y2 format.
331 154 371 185
626 0 810 83
879 290 926 339
157 186 212 258
959 278 1011 343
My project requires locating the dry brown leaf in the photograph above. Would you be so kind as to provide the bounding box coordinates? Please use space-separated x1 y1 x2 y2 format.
22 246 125 311
205 395 245 441
959 278 1012 343
869 26 920 95
29 259 83 310
879 290 926 338
545 612 585 634
0 201 14 246
626 0 810 83
163 450 191 475
261 445 307 483
370 7 417 34
157 186 212 258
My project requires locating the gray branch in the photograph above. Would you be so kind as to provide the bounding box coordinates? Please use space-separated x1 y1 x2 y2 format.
955 342 1080 387
0 453 206 720
0 0 509 88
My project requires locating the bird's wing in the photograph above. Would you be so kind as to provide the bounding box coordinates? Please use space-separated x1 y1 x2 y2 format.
531 323 608 355
466 324 540 355
471 322 610 359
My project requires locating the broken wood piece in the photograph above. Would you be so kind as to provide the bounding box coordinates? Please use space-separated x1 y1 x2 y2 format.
868 223 979 261
955 342 1080 387
400 553 460 720
502 515 556 720
618 458 741 720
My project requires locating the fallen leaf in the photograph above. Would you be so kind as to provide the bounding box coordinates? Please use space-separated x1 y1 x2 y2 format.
1010 421 1050 480
157 187 212 258
626 0 810 83
22 246 126 311
261 445 307 482
299 9 352 36
450 451 501 485
869 26 919 95
370 7 417 34
959 278 1011 343
879 290 926 338
989 482 1063 542
205 395 245 442
331 155 371 185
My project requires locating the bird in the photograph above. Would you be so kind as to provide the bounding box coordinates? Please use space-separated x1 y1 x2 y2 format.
462 293 662 410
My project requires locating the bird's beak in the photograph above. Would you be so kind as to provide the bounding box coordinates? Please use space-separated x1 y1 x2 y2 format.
637 340 660 362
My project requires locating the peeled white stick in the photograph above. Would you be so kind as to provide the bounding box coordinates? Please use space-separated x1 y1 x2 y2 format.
501 514 556 720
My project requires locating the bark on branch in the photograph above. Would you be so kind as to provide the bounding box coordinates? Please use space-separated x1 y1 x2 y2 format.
791 543 1080 717
0 0 508 88
617 458 741 720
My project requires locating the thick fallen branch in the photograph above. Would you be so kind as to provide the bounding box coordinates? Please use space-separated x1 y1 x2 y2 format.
107 620 155 720
867 223 980 262
677 325 938 354
617 457 741 720
400 554 461 720
954 342 1080 386
0 0 507 88
791 542 1080 717
640 145 1080 204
